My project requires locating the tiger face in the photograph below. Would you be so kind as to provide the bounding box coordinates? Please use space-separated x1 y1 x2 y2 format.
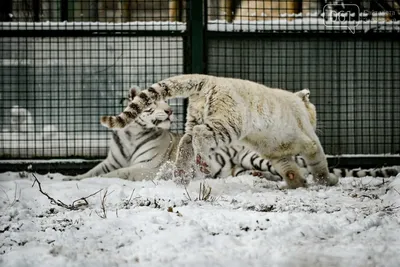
138 100 173 130
128 87 173 130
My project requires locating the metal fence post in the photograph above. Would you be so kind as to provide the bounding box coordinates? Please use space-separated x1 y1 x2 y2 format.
61 0 69 22
188 0 204 74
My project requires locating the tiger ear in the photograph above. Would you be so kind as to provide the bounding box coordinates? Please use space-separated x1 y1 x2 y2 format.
295 89 310 102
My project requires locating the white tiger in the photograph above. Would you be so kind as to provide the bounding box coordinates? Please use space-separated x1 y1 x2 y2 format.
63 88 180 181
63 87 287 181
63 87 399 182
99 74 339 189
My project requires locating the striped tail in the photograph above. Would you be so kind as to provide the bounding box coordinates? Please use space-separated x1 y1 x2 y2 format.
100 74 210 129
294 156 399 178
330 167 399 178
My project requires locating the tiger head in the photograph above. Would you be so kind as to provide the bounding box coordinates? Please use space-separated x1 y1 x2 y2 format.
128 87 173 130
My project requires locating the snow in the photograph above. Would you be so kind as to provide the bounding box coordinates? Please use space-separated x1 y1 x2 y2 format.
0 21 186 32
207 18 400 33
1 170 400 267
1 18 399 33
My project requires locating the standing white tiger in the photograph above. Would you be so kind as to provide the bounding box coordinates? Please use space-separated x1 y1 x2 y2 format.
100 74 339 189
63 87 301 182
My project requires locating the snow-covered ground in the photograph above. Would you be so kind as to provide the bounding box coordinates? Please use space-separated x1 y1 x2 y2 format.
1 171 400 267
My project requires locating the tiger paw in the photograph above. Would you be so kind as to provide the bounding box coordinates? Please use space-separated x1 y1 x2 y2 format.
250 171 264 177
328 173 339 185
173 169 192 186
313 172 339 186
249 171 282 182
322 173 339 186
62 175 84 181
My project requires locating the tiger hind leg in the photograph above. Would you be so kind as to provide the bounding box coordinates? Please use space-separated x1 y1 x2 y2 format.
300 137 338 186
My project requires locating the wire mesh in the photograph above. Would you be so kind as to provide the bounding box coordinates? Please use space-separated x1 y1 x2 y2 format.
205 0 400 155
0 0 188 159
207 1 400 33
1 0 187 24
0 0 399 162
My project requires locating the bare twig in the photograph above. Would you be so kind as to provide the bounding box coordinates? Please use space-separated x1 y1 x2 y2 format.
95 188 114 219
184 186 192 201
1 182 22 207
10 182 21 207
184 182 214 202
32 173 102 210
392 188 400 196
121 188 138 209
127 188 136 203
0 186 10 203
196 182 212 201
72 188 103 208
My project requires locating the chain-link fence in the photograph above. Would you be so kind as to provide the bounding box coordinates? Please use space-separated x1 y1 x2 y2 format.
1 1 399 172
205 0 400 156
1 0 189 161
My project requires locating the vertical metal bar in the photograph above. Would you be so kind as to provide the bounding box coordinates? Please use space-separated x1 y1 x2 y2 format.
178 0 183 22
189 0 204 74
33 0 40 21
183 0 190 74
61 0 69 21
203 0 209 74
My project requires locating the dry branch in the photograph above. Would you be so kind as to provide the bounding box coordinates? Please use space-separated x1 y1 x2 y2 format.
184 186 192 201
197 182 212 201
95 188 114 219
32 173 102 210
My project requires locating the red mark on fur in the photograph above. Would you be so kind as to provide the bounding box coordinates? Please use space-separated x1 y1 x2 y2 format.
251 171 263 177
196 155 209 167
174 169 186 177
288 172 295 180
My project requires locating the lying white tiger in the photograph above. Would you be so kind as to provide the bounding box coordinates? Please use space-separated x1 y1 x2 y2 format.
96 74 370 188
63 86 399 182
63 87 296 181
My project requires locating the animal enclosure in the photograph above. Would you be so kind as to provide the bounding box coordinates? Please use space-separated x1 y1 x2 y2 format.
0 0 399 173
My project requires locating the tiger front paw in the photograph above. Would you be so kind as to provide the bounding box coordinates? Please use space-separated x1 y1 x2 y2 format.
101 170 130 179
173 168 192 186
62 175 84 181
